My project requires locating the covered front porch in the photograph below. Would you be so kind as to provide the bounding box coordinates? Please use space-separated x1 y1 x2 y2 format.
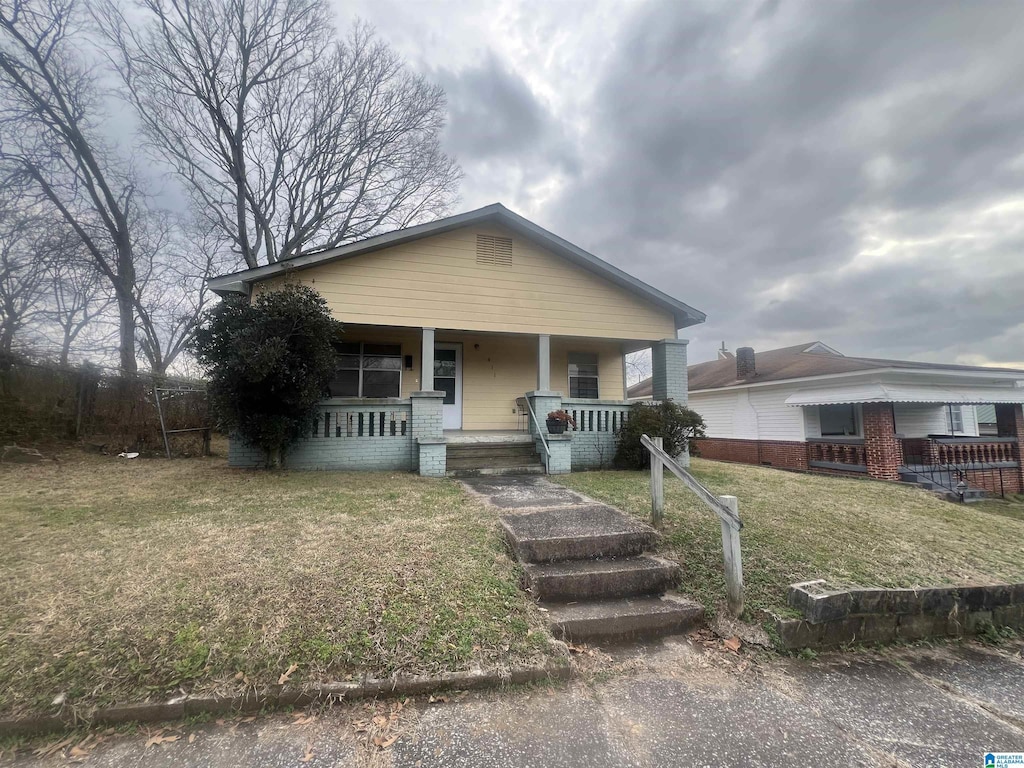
229 323 690 475
794 394 1024 499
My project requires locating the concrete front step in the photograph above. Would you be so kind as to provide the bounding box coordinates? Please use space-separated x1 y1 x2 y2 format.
523 556 680 601
545 594 704 642
447 465 545 478
447 454 542 469
500 505 658 564
447 443 538 455
941 490 987 503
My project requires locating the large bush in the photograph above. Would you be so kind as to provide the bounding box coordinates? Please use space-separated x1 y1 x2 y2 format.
194 284 342 467
614 401 706 469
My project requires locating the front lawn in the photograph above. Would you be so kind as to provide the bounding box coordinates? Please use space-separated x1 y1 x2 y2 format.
0 452 553 720
555 459 1024 622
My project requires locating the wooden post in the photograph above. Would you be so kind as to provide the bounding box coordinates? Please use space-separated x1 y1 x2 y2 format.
719 494 744 617
650 436 664 527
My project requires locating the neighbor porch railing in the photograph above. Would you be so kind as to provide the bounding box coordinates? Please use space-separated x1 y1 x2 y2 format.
932 437 1018 466
899 436 1020 500
807 437 867 468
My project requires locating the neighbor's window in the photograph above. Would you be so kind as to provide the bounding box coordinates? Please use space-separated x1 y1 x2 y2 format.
819 404 858 436
947 405 964 433
329 342 402 397
569 352 599 398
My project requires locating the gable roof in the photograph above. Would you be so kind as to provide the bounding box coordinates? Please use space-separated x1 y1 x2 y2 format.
208 203 706 330
687 342 1024 391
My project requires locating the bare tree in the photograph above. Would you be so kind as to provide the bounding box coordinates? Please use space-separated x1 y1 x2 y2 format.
43 230 116 365
625 349 652 386
101 1 461 268
0 194 50 356
134 216 227 374
0 0 142 372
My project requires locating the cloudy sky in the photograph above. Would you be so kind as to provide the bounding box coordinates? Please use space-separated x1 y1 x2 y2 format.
339 0 1024 367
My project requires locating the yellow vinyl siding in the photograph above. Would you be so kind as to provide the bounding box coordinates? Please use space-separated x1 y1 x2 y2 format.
259 224 676 341
337 326 628 430
447 332 536 431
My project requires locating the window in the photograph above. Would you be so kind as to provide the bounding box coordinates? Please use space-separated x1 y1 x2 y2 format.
434 348 457 405
947 405 964 433
328 342 402 397
569 352 599 398
819 404 858 436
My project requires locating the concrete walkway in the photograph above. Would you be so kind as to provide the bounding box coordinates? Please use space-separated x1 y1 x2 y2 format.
12 639 1024 767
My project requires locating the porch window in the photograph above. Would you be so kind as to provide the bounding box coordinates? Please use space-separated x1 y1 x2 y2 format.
569 352 599 398
329 342 402 398
946 405 964 433
819 404 858 436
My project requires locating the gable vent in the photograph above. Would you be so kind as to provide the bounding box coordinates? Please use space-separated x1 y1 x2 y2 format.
476 234 513 266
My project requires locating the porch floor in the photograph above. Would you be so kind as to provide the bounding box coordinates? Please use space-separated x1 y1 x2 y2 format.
444 430 533 445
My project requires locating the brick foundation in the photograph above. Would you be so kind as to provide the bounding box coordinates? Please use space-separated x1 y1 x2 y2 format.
695 438 809 471
964 467 1022 496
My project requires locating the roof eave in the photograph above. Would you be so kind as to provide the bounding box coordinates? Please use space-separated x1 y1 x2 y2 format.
689 365 1024 393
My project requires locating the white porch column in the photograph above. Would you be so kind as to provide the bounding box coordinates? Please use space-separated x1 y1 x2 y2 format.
537 334 551 391
421 327 435 390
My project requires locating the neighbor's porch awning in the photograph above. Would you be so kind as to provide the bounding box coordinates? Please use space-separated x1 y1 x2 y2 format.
785 382 1024 407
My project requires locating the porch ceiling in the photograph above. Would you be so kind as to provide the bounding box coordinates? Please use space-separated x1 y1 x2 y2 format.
785 382 1024 406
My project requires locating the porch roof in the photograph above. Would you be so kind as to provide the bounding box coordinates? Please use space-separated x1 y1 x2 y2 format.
785 382 1024 407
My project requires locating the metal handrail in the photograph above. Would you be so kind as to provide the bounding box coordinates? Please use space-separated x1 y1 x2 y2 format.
525 397 551 459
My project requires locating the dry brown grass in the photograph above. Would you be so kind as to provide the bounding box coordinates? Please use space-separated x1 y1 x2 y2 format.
557 459 1024 624
0 451 552 719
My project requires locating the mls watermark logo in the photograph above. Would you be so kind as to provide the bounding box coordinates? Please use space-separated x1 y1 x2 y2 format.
986 753 1024 767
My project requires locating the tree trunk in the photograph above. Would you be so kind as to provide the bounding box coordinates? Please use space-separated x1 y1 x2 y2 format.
115 289 136 374
115 233 137 374
267 445 283 469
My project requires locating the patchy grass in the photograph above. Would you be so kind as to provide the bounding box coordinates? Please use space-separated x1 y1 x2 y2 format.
0 451 553 720
555 460 1024 622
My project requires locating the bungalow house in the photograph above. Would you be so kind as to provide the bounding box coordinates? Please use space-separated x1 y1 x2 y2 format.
208 203 704 476
629 342 1024 498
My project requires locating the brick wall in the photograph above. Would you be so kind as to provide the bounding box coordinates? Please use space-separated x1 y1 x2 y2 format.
964 467 1023 496
995 404 1024 490
569 430 618 470
695 437 809 470
228 401 417 471
229 432 415 471
863 403 901 481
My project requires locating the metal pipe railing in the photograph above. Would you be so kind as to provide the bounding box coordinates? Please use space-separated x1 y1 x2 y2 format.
524 396 551 461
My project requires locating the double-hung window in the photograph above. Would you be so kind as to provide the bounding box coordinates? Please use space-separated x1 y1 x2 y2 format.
329 342 402 398
568 353 599 398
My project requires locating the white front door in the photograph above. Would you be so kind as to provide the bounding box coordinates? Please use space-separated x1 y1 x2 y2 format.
434 343 463 429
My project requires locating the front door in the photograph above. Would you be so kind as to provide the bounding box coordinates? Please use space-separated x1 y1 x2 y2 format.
434 343 463 429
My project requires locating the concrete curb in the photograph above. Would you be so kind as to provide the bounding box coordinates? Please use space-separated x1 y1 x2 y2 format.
0 660 572 738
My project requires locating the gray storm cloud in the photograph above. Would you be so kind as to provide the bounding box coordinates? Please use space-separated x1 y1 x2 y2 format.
342 0 1024 366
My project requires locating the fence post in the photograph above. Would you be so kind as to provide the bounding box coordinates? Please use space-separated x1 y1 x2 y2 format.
719 494 744 617
650 436 664 527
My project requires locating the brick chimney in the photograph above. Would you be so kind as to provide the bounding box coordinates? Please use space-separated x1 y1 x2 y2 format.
736 347 756 379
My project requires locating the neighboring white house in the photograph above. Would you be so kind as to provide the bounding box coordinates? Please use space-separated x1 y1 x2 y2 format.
629 341 1024 495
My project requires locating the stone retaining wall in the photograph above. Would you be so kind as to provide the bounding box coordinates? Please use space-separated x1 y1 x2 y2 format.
777 579 1024 649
